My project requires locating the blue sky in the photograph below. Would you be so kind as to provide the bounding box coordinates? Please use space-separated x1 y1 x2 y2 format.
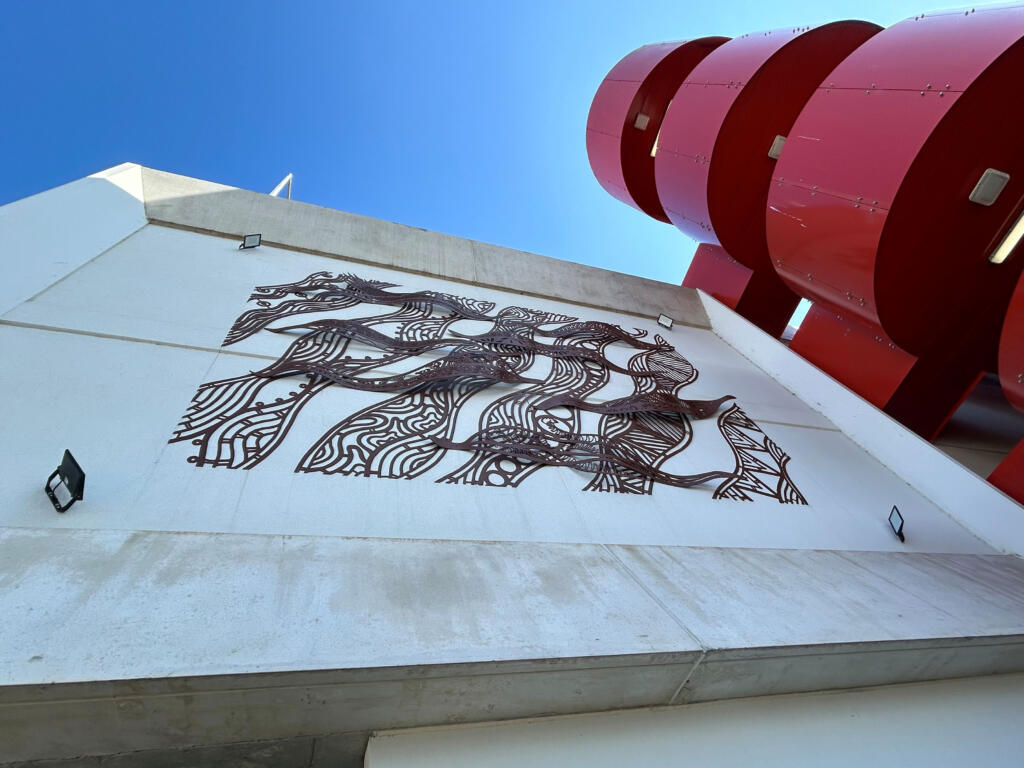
2 1 950 285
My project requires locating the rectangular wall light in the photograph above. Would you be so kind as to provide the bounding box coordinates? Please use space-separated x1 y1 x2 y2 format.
990 207 1024 265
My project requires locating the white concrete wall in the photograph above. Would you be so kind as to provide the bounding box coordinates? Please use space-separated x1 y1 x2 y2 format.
0 224 995 553
366 673 1024 768
0 163 146 315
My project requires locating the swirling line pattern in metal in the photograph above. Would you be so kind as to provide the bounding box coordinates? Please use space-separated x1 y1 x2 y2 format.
437 323 612 488
584 336 700 494
712 404 808 504
537 391 735 420
173 270 807 503
433 425 733 489
293 306 571 480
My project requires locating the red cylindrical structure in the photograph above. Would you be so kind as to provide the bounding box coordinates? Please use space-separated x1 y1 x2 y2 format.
767 6 1024 437
999 271 1024 413
767 5 1024 362
990 271 1024 503
586 38 727 222
655 21 880 336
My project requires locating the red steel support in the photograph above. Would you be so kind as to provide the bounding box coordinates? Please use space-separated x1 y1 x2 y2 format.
684 243 804 334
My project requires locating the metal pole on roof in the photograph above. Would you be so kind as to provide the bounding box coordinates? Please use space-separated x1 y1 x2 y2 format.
269 173 293 200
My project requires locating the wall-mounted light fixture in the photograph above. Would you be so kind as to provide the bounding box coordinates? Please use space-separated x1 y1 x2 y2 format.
990 207 1024 265
657 314 674 329
969 168 1009 206
888 505 905 543
239 233 262 250
45 449 85 513
768 134 787 160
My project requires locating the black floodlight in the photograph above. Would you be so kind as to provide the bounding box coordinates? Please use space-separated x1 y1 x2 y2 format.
657 313 674 330
239 233 262 250
45 450 85 513
889 505 905 543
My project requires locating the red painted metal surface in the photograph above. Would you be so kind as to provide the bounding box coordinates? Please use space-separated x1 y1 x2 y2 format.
683 244 749 309
653 21 877 337
790 305 916 406
791 305 990 440
684 243 799 337
586 38 727 222
988 438 1024 504
767 5 1024 362
655 21 880 267
999 271 1024 413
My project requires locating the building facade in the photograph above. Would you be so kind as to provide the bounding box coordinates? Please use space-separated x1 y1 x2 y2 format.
0 161 1022 765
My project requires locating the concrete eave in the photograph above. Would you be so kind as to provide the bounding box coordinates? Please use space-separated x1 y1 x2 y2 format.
136 166 710 329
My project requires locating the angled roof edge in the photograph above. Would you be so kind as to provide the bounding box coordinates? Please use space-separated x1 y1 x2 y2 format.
133 165 710 329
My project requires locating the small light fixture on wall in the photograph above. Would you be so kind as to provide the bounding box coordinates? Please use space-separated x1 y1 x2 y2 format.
45 450 85 513
889 505 905 543
657 314 674 330
239 233 262 250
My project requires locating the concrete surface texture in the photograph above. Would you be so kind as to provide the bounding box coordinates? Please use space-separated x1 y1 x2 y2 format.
366 673 1024 767
1 165 1022 767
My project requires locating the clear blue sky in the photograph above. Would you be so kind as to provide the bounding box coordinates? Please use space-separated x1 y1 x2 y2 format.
2 1 949 284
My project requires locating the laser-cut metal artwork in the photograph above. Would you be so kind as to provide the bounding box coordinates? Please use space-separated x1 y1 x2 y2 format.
534 321 667 350
223 272 388 346
537 391 735 420
262 349 544 392
584 335 701 494
713 404 808 504
318 274 497 321
297 376 498 479
433 425 734 489
269 319 514 358
173 270 808 503
174 297 469 468
437 330 616 487
449 329 657 376
295 306 573 480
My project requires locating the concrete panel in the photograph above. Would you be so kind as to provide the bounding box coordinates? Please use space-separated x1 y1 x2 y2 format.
4 530 1024 763
138 167 710 329
1 737 316 768
365 674 1024 768
681 636 1024 704
0 164 146 316
0 529 698 688
0 654 697 763
608 546 1024 650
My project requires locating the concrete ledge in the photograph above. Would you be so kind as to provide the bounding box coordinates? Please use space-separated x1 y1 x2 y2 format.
4 529 1024 763
3 638 1023 765
138 167 709 328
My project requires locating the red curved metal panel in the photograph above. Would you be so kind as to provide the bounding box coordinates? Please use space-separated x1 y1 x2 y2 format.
999 271 1024 413
654 21 880 270
767 5 1024 361
586 38 727 222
